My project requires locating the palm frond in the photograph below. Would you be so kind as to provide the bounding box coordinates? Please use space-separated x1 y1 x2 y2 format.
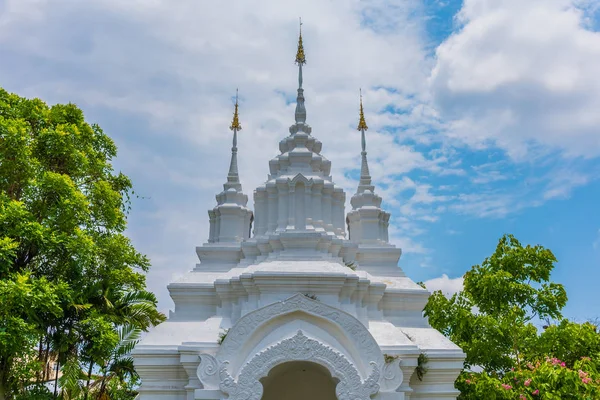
58 358 84 399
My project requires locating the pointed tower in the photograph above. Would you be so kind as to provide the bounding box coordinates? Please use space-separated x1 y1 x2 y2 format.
250 18 350 261
347 90 403 276
199 91 253 270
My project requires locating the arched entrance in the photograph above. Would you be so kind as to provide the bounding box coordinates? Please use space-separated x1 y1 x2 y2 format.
261 361 338 400
217 330 380 400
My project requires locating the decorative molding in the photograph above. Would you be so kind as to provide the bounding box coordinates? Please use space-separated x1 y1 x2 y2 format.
217 293 383 377
290 173 314 187
197 354 220 390
380 357 404 392
219 330 380 400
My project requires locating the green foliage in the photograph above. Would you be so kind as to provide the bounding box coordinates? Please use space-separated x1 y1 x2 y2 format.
217 329 230 345
383 354 400 364
0 274 66 396
457 356 600 399
344 261 357 271
303 293 318 301
101 374 140 400
14 385 53 400
425 234 567 372
416 353 429 381
423 234 600 398
0 87 166 399
529 320 600 369
59 358 86 398
91 324 143 399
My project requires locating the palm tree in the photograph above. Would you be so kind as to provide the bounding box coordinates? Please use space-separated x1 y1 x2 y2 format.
92 324 141 399
83 289 165 399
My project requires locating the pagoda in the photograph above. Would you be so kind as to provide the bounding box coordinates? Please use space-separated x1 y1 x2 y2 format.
133 22 464 400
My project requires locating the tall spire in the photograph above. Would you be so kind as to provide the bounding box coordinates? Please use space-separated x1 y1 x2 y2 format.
290 17 310 134
225 89 242 191
357 89 372 192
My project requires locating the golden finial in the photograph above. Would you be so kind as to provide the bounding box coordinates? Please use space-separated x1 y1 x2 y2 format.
357 88 368 131
230 89 241 131
295 17 306 65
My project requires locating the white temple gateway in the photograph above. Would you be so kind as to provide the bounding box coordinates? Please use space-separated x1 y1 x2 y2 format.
133 25 464 400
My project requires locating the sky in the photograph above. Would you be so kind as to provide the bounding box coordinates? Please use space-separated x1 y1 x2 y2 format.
0 0 599 323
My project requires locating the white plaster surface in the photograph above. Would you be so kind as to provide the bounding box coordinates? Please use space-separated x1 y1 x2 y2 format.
135 318 223 346
399 327 465 351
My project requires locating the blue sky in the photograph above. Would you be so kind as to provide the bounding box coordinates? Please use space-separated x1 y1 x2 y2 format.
0 0 599 322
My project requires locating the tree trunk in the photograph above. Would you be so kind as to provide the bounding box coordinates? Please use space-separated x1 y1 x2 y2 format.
0 369 6 400
84 361 94 400
36 335 44 384
0 358 9 400
97 367 108 400
42 331 51 382
53 357 60 398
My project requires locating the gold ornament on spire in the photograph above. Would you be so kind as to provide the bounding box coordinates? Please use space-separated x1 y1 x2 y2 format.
295 17 306 65
357 89 368 131
230 89 242 131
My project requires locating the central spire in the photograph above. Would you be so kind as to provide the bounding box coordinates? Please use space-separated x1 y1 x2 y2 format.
290 18 311 134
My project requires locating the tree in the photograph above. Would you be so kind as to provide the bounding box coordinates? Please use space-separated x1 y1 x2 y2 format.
0 87 165 399
424 234 600 399
0 275 65 397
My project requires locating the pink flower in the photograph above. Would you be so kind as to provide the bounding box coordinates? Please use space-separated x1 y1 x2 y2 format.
582 377 592 384
501 384 512 390
532 389 539 395
560 362 566 367
520 395 527 400
524 379 531 387
465 379 471 384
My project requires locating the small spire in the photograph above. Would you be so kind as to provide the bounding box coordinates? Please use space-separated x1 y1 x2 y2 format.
357 89 372 192
295 17 306 66
230 89 242 131
357 88 368 132
225 90 242 191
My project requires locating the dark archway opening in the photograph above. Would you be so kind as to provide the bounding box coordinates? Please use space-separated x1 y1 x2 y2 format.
260 361 338 400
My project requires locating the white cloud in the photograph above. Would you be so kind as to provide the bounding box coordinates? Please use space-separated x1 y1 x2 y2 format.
542 168 590 200
424 274 464 297
430 0 600 158
450 192 517 218
470 161 509 185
